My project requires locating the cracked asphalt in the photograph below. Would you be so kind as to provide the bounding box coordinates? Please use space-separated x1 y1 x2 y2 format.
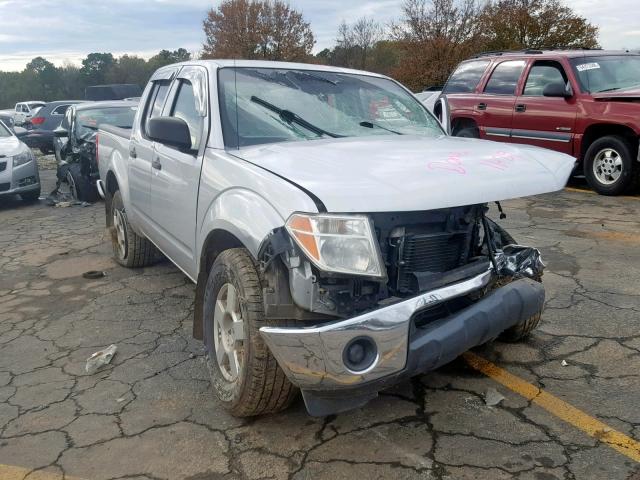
1 165 639 480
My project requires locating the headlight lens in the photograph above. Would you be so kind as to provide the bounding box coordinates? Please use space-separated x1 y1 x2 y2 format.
285 213 384 277
13 150 33 167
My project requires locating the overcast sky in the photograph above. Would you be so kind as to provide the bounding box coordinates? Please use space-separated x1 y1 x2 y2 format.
0 0 638 72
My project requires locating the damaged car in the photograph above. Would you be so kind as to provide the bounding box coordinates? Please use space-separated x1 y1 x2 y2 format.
54 101 137 202
97 60 574 417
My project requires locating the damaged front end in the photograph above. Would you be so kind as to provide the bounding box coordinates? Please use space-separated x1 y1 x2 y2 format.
258 204 545 416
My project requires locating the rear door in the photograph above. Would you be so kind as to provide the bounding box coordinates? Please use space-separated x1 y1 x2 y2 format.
477 60 526 142
510 60 577 156
128 73 174 223
149 66 209 275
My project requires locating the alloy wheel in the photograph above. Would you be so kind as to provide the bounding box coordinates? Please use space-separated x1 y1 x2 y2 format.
212 283 245 382
593 148 623 185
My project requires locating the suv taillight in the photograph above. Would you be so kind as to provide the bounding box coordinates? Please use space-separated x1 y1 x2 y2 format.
31 117 45 125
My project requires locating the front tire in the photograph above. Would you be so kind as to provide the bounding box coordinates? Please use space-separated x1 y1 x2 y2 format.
203 248 297 417
109 190 160 268
454 126 480 138
584 135 637 195
67 163 98 202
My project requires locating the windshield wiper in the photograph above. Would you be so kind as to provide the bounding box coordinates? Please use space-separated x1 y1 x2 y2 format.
597 87 621 93
250 96 343 138
359 121 402 135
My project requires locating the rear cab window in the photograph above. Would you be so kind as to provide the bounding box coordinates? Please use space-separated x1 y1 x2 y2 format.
484 60 526 95
443 60 490 93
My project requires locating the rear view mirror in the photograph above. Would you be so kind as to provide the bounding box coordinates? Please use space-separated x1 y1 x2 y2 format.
54 127 68 138
148 117 192 151
434 95 451 135
543 82 572 99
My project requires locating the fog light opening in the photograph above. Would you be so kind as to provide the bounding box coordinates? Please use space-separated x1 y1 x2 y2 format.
343 336 377 373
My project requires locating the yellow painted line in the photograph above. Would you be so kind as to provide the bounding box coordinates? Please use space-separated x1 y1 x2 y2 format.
564 186 640 200
463 351 640 463
0 464 84 480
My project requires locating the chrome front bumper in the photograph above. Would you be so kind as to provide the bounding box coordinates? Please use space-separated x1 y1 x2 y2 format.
260 268 494 389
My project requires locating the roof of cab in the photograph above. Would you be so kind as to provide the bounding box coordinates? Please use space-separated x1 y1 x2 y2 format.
74 100 138 111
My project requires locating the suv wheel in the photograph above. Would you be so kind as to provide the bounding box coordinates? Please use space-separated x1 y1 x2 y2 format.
203 248 297 417
584 135 637 195
454 125 480 138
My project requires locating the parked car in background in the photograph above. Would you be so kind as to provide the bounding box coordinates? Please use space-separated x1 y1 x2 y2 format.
54 101 137 201
0 119 40 202
415 86 442 113
98 60 574 417
0 112 15 130
85 84 142 101
13 101 46 126
441 49 640 195
22 100 84 154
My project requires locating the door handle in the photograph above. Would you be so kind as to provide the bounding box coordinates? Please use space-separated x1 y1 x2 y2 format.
152 158 162 171
477 102 487 111
129 146 137 158
515 104 527 112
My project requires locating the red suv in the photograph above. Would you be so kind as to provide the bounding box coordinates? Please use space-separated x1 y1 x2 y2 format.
442 50 640 195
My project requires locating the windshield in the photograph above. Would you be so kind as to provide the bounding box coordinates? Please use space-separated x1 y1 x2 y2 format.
218 67 443 148
0 121 11 138
75 106 137 139
570 56 640 93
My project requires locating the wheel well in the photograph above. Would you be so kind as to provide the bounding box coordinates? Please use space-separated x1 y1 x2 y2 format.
106 171 119 195
451 117 478 134
581 124 638 160
193 229 245 340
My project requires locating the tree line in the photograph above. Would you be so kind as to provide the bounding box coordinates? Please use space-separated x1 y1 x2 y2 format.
1 0 598 108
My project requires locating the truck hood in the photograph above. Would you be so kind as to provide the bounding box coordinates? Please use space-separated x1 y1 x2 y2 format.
234 135 576 212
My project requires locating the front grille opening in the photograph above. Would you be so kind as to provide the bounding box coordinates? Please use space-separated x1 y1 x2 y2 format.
412 296 473 329
397 231 471 295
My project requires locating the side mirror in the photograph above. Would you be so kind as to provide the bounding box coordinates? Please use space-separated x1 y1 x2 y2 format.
148 116 192 151
54 127 68 138
543 82 572 99
434 95 452 135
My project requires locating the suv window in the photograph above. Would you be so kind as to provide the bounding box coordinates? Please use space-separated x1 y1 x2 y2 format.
443 60 490 93
51 104 71 115
523 61 568 96
170 80 203 150
484 60 526 95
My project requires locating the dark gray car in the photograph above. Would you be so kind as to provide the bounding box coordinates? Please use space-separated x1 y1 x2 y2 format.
22 100 84 154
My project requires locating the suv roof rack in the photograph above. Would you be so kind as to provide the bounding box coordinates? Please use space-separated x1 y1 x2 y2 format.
471 47 603 59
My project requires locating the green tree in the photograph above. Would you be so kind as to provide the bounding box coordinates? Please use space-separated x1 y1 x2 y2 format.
480 0 599 50
80 52 115 85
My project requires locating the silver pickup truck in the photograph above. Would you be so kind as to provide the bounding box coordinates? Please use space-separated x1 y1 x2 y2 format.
97 60 574 417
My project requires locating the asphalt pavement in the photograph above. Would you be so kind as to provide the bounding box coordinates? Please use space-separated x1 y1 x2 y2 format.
0 165 639 480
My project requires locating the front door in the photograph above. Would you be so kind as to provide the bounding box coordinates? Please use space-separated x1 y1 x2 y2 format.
510 60 577 156
477 60 526 142
149 66 208 277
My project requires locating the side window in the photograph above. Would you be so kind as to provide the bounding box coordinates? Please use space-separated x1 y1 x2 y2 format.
142 81 170 137
443 60 490 94
170 80 203 150
52 105 70 115
484 60 526 95
523 62 568 96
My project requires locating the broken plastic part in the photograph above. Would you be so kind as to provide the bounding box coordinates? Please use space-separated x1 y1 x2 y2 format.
85 344 117 374
496 245 545 279
485 387 505 406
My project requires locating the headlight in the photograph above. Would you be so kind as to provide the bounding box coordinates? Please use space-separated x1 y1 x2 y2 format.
12 150 33 168
285 213 385 277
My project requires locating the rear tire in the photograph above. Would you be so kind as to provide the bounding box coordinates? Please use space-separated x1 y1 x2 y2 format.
203 248 297 417
500 312 542 342
67 163 98 202
109 190 160 268
584 135 637 195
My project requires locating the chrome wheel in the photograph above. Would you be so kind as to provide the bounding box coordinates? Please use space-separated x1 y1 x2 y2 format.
213 283 245 382
66 170 78 200
113 208 127 259
593 148 623 185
